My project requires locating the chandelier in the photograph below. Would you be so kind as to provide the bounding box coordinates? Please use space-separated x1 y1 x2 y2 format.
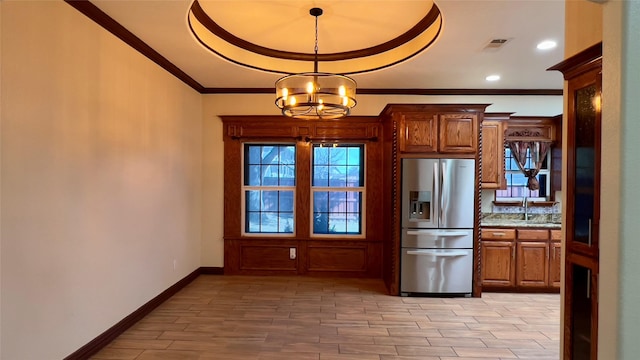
275 8 357 120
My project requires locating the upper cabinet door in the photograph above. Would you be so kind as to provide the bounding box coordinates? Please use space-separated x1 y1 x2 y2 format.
439 113 478 153
481 120 506 189
400 112 438 153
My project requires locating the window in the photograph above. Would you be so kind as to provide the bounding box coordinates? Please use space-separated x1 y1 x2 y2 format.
311 144 365 235
243 144 296 234
496 147 551 200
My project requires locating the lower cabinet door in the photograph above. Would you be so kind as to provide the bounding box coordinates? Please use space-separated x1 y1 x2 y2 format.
550 242 562 288
481 241 516 287
516 241 549 287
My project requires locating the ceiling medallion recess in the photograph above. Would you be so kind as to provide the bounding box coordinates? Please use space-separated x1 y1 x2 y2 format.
275 8 357 120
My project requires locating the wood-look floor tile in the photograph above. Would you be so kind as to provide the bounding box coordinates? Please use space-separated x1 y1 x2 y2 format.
395 345 457 357
337 326 391 337
116 330 163 340
452 347 517 358
387 327 442 337
439 329 496 340
321 354 380 360
134 349 201 360
339 343 398 355
482 338 544 349
89 347 143 360
489 330 550 340
373 336 430 346
320 334 375 345
464 322 520 331
106 339 172 350
90 276 560 359
427 337 487 347
380 356 440 360
510 347 560 359
415 321 468 330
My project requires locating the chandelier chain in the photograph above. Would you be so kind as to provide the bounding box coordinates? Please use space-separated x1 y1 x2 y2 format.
314 12 319 73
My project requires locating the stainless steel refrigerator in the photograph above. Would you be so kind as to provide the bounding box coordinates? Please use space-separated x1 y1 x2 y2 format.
400 158 476 296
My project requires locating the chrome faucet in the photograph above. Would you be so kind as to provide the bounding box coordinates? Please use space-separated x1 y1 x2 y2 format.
522 196 529 221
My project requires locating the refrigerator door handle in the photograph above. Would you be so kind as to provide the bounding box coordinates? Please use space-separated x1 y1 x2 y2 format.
433 161 439 226
406 250 469 257
440 160 447 225
406 230 470 236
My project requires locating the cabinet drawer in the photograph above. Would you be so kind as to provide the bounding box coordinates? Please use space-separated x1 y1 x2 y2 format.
517 229 549 241
550 229 562 241
482 228 516 240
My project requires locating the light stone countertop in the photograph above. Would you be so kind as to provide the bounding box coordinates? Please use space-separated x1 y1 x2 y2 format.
480 219 562 229
481 213 562 229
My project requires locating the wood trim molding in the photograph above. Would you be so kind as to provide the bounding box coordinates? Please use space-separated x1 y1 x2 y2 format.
548 42 602 79
202 88 563 96
64 267 223 359
63 0 205 93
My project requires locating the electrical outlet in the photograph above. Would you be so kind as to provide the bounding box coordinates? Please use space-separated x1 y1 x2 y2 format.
289 248 296 260
173 259 177 270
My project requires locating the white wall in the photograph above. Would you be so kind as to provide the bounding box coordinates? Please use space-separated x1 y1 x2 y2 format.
1 1 203 359
601 3 640 359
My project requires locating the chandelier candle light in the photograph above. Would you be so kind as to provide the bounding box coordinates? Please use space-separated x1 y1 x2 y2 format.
275 8 357 120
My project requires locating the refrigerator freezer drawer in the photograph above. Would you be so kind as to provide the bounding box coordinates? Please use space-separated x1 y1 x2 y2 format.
400 248 473 294
401 229 473 249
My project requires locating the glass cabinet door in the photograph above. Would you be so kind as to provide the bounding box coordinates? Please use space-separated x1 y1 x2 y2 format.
566 257 598 360
567 67 601 256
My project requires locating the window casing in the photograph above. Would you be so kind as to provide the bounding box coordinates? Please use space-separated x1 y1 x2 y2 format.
242 144 296 235
496 147 551 201
311 144 365 236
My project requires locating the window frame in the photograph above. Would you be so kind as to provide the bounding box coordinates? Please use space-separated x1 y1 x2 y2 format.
241 143 297 237
310 143 366 238
495 146 552 202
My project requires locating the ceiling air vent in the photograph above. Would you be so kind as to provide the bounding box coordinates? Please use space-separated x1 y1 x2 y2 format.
483 38 511 51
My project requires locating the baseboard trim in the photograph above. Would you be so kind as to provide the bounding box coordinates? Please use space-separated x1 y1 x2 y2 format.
64 266 223 359
200 266 224 275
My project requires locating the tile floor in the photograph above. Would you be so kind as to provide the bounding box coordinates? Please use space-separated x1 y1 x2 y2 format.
90 275 560 360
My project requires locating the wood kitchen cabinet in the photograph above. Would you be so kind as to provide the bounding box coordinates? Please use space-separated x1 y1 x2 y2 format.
482 227 560 291
550 42 601 360
516 229 550 288
439 113 478 153
481 113 510 189
399 112 438 153
481 228 516 287
550 229 562 287
382 104 486 154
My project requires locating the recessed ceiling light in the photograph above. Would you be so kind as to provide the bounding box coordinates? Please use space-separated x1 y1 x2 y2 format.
486 75 500 82
537 40 557 50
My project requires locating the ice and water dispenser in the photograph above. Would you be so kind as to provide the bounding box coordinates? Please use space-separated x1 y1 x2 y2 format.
408 191 431 221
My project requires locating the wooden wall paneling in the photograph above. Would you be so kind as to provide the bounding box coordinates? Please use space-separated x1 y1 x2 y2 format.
296 141 311 240
223 140 242 239
238 241 299 272
366 140 384 242
224 239 240 273
314 124 371 139
306 242 367 272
